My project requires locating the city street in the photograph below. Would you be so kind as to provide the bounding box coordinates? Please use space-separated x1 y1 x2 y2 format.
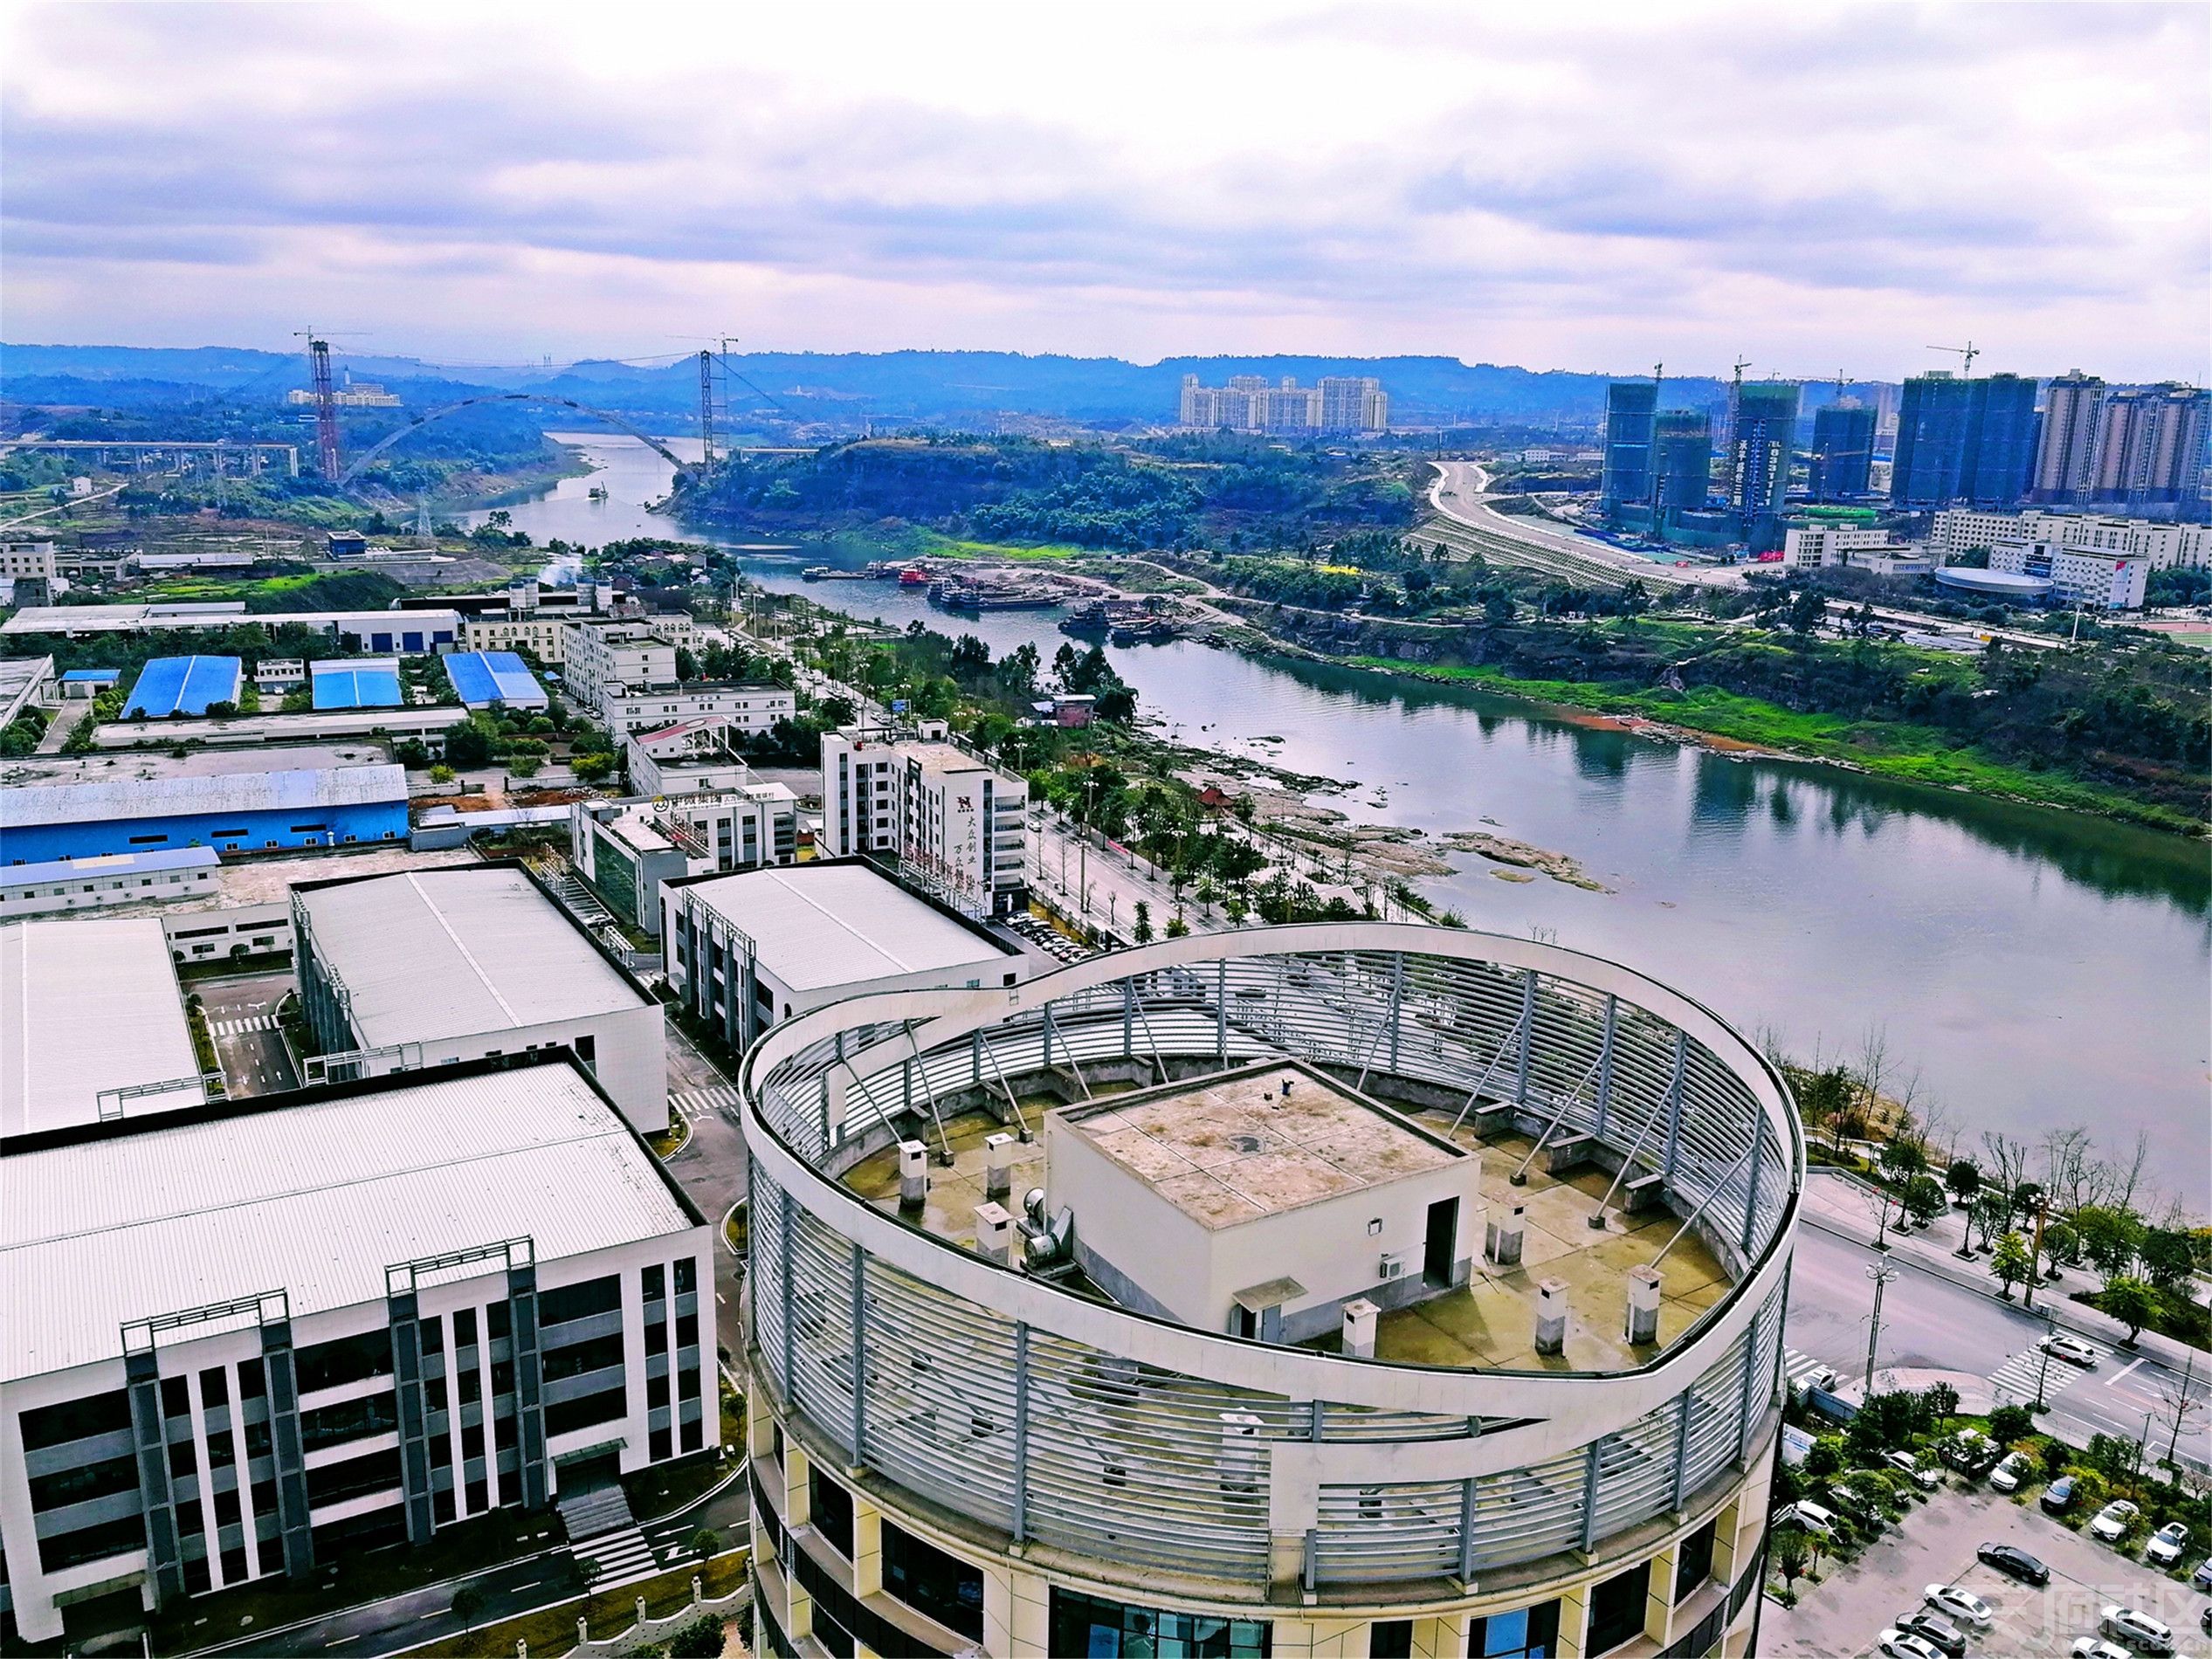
193 967 300 1097
661 1018 749 1380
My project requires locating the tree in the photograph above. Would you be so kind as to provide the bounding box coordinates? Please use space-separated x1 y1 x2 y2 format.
1903 1174 1947 1228
1989 1231 2035 1299
428 762 455 785
2075 1206 2147 1284
450 1584 486 1635
817 692 858 727
1945 1159 1981 1206
1878 1136 1927 1186
1164 915 1190 939
1919 1381 1960 1425
1771 1526 1810 1587
691 1526 720 1561
2038 1219 2078 1278
571 752 615 783
1803 1437 1844 1479
675 646 701 681
1967 1191 2009 1256
2098 1277 2159 1345
1131 900 1154 946
1987 1404 2035 1447
2139 1226 2195 1291
1785 588 1828 635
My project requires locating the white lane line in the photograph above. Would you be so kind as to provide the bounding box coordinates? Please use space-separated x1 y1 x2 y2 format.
2106 1357 2147 1387
716 1291 727 1305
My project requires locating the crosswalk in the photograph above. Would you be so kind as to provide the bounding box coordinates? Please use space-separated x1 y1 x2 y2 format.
670 1084 740 1123
1988 1336 2113 1404
210 1013 280 1036
571 1524 660 1589
1782 1347 1840 1392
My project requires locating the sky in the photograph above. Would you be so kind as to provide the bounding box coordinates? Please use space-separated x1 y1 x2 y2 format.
3 1 2207 382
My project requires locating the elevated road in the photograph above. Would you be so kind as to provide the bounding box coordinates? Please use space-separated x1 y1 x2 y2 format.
1423 461 1747 593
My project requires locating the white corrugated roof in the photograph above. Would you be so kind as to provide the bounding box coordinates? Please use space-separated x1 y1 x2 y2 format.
0 764 407 830
0 917 205 1139
686 863 1013 992
299 866 649 1045
0 1066 694 1381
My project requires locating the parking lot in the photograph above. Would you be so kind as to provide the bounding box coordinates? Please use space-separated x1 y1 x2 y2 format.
1761 1484 2206 1658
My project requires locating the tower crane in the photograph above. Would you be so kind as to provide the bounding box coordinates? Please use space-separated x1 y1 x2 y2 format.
1926 341 1979 376
293 327 367 480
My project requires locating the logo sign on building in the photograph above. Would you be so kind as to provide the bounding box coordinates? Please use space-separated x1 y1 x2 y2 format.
891 699 908 714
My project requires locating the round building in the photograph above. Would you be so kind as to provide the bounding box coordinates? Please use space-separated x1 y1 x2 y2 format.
738 925 1799 1659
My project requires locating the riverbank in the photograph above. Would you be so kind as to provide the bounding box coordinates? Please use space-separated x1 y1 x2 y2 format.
1311 651 2207 839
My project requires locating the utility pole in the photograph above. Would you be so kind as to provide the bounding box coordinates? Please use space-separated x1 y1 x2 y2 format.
1864 1259 1898 1394
2031 1307 2057 1412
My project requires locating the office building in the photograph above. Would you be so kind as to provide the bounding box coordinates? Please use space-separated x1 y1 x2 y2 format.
1599 382 1657 515
739 925 1795 1659
820 724 1030 918
1890 372 2037 508
1726 382 1800 520
1779 524 1930 577
1806 403 1874 499
0 764 409 864
1652 410 1713 514
570 783 797 936
0 1057 713 1646
0 915 207 1139
662 861 1024 1054
1987 541 2147 611
626 716 768 797
562 619 789 737
2087 383 2209 508
291 864 667 1132
0 542 59 582
1176 375 1387 434
2030 372 2105 502
1929 509 2209 570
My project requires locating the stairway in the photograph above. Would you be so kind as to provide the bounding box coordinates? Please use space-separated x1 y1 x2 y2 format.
555 1479 635 1541
558 1480 660 1587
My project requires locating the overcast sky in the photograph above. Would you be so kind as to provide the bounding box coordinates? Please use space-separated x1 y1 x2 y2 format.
3 1 2206 381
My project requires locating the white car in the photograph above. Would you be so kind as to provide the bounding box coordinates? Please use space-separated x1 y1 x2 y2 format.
2091 1499 2141 1542
2072 1642 2132 1659
1885 1450 1942 1490
2042 1332 2100 1367
1988 1450 2033 1492
2100 1606 2175 1656
2144 1520 2188 1566
1924 1585 1994 1629
1880 1632 1946 1659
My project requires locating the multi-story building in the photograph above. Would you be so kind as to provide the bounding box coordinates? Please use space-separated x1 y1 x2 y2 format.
1988 541 2147 611
1929 508 2209 570
626 715 776 797
0 848 222 924
571 782 799 937
0 541 59 582
1177 375 1387 435
1890 372 2038 508
563 619 788 736
598 682 796 740
1652 410 1713 514
291 864 668 1132
1807 403 1874 499
1779 523 1930 576
2086 383 2209 508
1599 382 1657 515
2030 371 2105 503
819 723 1030 917
0 1055 714 1648
738 926 1797 1659
1726 382 1800 520
562 620 681 712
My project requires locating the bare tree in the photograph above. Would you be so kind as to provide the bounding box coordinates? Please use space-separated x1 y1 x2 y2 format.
2112 1130 2152 1214
2040 1126 2096 1215
2154 1352 2204 1471
1854 1024 1893 1137
1980 1132 2031 1228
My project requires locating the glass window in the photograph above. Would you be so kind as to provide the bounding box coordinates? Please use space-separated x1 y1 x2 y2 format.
19 1390 133 1451
883 1520 986 1642
543 1385 627 1438
539 1275 622 1327
1587 1563 1650 1656
810 1468 853 1559
453 1309 479 1352
1372 1622 1412 1659
1470 1601 1561 1659
200 1368 230 1409
1675 1518 1718 1605
162 1376 191 1420
542 1332 626 1381
1048 1587 1271 1659
674 1258 697 1296
643 1264 666 1302
27 1456 139 1514
304 1446 403 1508
295 1330 394 1394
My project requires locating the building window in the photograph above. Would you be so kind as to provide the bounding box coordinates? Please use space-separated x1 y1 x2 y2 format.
881 1520 985 1641
1372 1621 1413 1659
810 1467 854 1559
1468 1601 1561 1659
295 1329 394 1394
1675 1518 1719 1604
1587 1562 1650 1656
1048 1588 1271 1659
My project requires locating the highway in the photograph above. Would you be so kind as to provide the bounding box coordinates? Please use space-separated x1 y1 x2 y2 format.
1424 460 1743 591
1787 1221 2209 1474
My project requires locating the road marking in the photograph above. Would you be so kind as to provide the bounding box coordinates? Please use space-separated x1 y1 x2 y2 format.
716 1291 727 1305
325 1636 358 1647
513 1579 545 1591
2106 1357 2146 1387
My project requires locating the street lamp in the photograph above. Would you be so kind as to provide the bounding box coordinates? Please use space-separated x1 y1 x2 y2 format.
2031 1307 2056 1414
1864 1259 1897 1394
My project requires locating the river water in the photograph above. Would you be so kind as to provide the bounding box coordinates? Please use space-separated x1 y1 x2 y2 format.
482 436 2212 1208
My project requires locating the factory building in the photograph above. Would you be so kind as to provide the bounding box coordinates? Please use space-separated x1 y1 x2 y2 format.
291 864 667 1133
0 764 410 864
307 658 402 711
0 914 208 1139
121 657 243 719
0 606 459 654
0 1057 715 1647
444 651 548 712
662 860 1023 1054
0 847 222 922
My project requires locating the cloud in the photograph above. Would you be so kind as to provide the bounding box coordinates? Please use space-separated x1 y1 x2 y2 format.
1 0 2204 378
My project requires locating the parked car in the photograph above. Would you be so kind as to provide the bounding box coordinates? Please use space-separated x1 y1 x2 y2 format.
2099 1606 2174 1656
1894 1610 1967 1657
1886 1450 1943 1490
2042 1332 2100 1367
1978 1541 2051 1586
2091 1499 2142 1543
2190 1556 2212 1592
1939 1428 2002 1476
1879 1632 1946 1659
1989 1450 2033 1492
2043 1475 2079 1515
2145 1521 2188 1566
1829 1481 1887 1532
1924 1585 1995 1630
2072 1642 2132 1659
1776 1500 1837 1540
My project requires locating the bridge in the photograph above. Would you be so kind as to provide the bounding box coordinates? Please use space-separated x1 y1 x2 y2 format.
337 393 694 486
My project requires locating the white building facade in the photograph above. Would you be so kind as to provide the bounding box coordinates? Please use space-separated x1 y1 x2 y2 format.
820 725 1029 917
1931 508 2209 570
1988 540 2149 611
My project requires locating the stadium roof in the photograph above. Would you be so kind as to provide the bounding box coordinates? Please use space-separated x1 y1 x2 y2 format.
0 1064 698 1381
0 916 205 1141
123 655 243 719
296 865 650 1046
1933 567 2054 597
310 657 403 710
0 763 407 830
679 862 1017 993
445 650 548 709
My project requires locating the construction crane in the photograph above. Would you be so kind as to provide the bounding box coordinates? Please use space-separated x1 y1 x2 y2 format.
293 327 365 480
1927 341 1979 377
697 349 717 475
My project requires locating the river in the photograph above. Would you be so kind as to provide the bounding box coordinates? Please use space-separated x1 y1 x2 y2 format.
481 435 2212 1209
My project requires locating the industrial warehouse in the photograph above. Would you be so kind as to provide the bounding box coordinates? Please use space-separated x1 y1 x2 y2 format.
0 763 410 864
0 1057 715 1646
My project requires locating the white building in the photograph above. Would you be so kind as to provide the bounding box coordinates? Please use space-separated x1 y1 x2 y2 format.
1988 540 2147 611
663 861 1024 1053
569 783 801 939
0 847 222 922
0 914 208 1139
461 612 576 664
596 682 794 740
820 723 1030 917
291 864 668 1132
626 716 763 797
1931 508 2209 571
0 655 53 729
1779 524 1932 576
0 541 59 581
0 1058 713 1646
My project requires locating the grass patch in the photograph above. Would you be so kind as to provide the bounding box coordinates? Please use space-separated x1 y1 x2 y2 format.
1344 655 2206 836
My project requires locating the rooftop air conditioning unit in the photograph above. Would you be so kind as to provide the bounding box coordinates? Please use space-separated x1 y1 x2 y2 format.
1378 1252 1408 1282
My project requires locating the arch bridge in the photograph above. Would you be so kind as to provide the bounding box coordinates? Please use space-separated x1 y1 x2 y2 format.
337 393 693 486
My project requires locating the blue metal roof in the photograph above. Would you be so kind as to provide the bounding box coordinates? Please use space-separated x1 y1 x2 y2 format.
122 656 242 718
311 659 403 710
0 846 221 887
59 669 121 684
444 651 546 709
